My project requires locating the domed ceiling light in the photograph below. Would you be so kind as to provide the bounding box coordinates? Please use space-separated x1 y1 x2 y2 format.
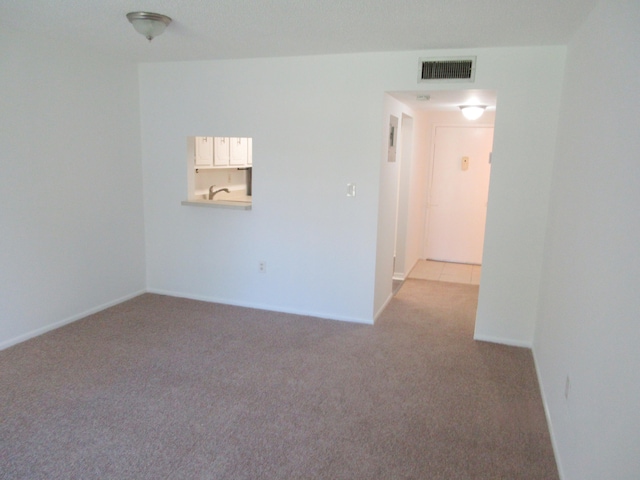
459 105 487 120
126 12 172 41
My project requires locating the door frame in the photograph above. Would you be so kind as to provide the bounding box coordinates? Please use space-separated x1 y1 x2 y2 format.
392 113 415 281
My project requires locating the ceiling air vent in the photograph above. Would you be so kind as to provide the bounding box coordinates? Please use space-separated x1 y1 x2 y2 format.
418 56 476 83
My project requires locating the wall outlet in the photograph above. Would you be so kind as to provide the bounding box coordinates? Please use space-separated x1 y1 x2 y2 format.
564 375 571 400
259 261 266 273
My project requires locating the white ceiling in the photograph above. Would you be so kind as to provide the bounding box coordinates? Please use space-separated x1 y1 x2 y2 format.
2 0 598 63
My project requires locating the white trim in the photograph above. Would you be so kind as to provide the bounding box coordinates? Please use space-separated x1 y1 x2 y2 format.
0 290 146 351
146 288 374 326
373 291 394 323
532 348 565 480
473 332 532 349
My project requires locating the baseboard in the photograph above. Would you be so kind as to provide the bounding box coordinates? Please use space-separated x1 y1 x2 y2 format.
532 348 565 480
373 291 394 323
0 289 146 351
146 288 374 326
473 333 532 349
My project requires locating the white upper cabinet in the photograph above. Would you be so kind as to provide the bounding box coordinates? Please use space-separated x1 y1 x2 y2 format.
230 137 248 166
194 136 213 167
214 137 230 166
193 136 252 169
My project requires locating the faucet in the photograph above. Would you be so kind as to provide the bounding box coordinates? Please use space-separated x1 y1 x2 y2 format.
209 185 230 200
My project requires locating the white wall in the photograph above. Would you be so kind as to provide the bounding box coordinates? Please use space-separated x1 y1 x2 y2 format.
534 1 640 478
0 27 146 348
139 46 566 340
139 55 384 323
471 49 566 346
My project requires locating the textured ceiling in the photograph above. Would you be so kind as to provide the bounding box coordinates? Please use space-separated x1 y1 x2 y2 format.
2 0 598 63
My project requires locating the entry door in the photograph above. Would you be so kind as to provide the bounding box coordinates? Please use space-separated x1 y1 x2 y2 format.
425 126 493 264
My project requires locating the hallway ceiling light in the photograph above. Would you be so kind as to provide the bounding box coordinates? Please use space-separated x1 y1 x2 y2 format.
126 12 172 42
459 105 486 120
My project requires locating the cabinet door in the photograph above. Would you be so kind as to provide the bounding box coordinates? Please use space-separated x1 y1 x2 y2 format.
230 137 248 166
194 136 213 167
214 137 230 166
247 138 252 165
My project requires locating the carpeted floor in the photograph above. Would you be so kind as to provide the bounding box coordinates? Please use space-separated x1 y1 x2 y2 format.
0 280 558 479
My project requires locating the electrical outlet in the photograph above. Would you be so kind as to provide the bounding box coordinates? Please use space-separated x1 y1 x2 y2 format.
564 375 571 400
259 261 266 273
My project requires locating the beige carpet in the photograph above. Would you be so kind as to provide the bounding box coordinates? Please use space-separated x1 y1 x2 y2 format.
0 280 558 479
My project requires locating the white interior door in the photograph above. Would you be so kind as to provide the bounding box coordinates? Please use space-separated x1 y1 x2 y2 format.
425 126 493 264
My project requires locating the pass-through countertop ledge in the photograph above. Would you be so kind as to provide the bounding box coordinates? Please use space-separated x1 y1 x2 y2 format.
181 200 252 210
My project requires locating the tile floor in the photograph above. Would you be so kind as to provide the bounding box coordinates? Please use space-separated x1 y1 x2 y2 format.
408 260 481 285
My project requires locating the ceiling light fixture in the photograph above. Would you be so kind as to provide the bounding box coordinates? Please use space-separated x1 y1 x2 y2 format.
126 12 172 42
459 105 487 120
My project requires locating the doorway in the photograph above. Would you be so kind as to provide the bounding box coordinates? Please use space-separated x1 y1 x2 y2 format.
374 87 497 318
382 89 497 311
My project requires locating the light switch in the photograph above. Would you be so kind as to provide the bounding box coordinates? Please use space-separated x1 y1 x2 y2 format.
347 183 356 197
461 156 469 171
